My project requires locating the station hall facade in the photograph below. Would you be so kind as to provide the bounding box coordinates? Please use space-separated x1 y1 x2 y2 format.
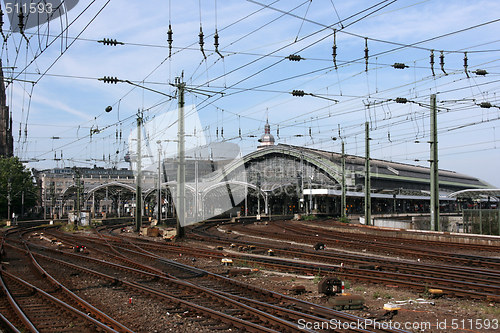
34 122 493 224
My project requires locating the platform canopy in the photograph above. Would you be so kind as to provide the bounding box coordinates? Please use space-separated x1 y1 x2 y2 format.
448 189 500 201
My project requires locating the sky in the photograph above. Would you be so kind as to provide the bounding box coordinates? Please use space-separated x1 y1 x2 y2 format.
1 0 500 187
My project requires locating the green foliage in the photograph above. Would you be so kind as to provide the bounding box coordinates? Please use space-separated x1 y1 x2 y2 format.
0 157 38 218
312 272 323 284
60 223 78 232
301 214 318 221
60 223 93 232
339 216 350 223
343 280 351 289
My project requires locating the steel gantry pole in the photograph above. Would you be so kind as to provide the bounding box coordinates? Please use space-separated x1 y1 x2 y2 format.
430 94 440 231
341 140 346 218
176 76 186 238
135 110 143 232
364 122 371 225
157 140 162 225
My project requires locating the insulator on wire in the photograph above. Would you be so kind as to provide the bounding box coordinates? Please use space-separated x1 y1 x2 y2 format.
277 125 280 138
309 127 312 137
392 63 408 69
167 24 173 57
214 29 223 58
287 54 303 61
364 38 369 72
430 50 435 76
332 29 337 69
216 127 218 138
479 102 492 108
292 90 305 97
439 51 447 75
17 8 28 43
221 127 224 138
98 38 124 46
395 97 408 104
473 69 488 76
463 52 469 78
99 76 120 84
238 128 241 138
199 26 206 59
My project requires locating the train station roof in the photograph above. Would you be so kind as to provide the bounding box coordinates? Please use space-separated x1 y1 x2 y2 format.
448 189 500 200
244 144 493 193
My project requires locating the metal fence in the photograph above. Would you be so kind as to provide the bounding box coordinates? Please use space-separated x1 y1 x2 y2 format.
462 209 500 236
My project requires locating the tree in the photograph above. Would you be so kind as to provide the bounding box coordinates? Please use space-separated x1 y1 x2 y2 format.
0 157 38 219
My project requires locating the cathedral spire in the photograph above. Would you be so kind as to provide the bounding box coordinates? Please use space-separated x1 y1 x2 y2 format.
0 60 14 157
258 116 275 149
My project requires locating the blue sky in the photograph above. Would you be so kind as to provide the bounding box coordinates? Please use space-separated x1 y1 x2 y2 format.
2 0 500 187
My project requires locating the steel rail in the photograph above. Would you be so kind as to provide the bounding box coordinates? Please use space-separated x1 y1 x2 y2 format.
0 270 119 332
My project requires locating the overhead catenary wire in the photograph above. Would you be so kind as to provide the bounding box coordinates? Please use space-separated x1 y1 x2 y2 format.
6 1 499 179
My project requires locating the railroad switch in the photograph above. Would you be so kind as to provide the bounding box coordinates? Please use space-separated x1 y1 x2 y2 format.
327 294 365 310
383 303 401 312
367 304 400 320
358 264 382 271
227 268 252 276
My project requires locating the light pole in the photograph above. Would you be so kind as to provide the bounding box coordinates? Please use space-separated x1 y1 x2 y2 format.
135 110 143 232
7 180 11 222
157 140 162 225
175 76 186 238
341 140 346 218
430 94 440 231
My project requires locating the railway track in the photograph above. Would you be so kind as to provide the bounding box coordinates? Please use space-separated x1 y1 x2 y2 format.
0 267 120 332
49 222 500 301
4 241 300 332
41 228 406 333
315 220 500 252
177 222 500 300
1 224 409 333
225 221 500 270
